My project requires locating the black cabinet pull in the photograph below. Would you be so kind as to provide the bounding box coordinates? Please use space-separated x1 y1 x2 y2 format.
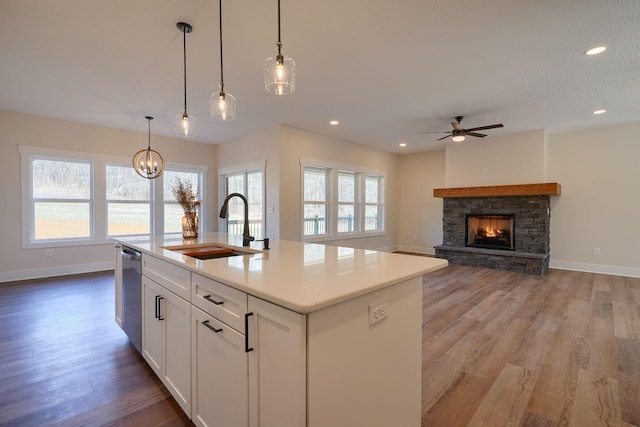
157 296 164 321
244 312 254 353
203 295 224 305
202 320 223 333
154 295 160 319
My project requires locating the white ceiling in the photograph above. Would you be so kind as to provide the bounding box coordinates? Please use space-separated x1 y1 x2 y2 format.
1 0 639 154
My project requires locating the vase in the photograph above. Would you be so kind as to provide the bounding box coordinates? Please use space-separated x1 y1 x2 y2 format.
182 212 199 239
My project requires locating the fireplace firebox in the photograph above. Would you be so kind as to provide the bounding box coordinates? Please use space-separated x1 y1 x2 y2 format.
465 214 515 250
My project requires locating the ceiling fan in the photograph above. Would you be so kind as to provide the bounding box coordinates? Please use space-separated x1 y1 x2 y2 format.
420 116 504 142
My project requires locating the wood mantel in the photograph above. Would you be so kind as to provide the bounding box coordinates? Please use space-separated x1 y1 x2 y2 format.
433 183 561 198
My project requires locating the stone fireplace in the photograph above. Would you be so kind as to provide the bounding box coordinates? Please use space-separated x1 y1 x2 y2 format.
433 183 561 275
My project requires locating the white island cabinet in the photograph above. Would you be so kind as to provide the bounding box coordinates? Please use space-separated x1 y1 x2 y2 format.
115 233 448 427
141 256 191 417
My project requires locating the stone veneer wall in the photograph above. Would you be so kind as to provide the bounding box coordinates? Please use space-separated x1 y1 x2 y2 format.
436 195 551 274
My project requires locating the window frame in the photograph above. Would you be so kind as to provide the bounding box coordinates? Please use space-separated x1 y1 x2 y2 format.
218 160 266 239
105 162 153 238
161 167 207 236
30 155 95 243
300 157 386 242
20 145 207 249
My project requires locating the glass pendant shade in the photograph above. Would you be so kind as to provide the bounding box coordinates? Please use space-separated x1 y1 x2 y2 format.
174 109 197 137
210 88 236 121
133 116 165 179
264 52 296 95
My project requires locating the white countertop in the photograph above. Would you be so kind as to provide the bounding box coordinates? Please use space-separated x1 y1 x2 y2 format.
116 233 448 313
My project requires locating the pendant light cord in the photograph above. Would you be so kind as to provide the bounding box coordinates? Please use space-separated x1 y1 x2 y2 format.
277 0 282 55
146 116 153 149
219 0 225 91
182 28 188 113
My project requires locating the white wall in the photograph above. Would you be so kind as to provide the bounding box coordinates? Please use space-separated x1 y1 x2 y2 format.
397 150 445 255
279 126 401 251
445 130 547 187
0 110 217 282
398 124 640 277
547 122 640 276
216 127 281 239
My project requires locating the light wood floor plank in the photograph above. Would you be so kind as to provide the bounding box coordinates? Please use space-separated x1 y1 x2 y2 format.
467 363 536 427
569 369 621 427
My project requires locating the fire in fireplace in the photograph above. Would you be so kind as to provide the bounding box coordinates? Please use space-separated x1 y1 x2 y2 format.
465 214 515 250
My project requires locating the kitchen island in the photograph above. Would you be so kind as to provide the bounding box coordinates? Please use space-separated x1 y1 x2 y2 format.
115 233 448 427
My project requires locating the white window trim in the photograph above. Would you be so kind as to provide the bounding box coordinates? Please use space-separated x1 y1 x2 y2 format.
162 164 209 235
218 160 266 235
300 157 386 243
19 145 207 249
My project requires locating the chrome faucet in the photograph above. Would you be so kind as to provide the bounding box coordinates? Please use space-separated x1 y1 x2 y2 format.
219 193 255 247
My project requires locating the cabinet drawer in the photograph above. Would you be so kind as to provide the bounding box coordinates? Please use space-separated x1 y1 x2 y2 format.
142 254 191 301
192 273 247 332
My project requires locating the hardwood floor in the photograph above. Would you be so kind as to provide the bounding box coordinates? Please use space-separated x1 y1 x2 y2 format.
0 272 193 427
0 266 638 426
421 265 640 427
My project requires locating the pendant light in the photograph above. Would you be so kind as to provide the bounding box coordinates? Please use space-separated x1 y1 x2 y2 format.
264 0 296 95
210 0 236 121
133 116 165 179
175 22 197 136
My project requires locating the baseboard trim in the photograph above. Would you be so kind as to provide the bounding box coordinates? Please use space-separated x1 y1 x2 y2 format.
374 245 399 253
396 245 436 256
549 260 640 278
0 261 114 283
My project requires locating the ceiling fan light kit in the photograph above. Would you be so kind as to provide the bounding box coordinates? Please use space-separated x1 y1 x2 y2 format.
420 115 504 142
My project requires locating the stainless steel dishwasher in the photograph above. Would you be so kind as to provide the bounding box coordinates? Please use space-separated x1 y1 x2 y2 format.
121 246 142 353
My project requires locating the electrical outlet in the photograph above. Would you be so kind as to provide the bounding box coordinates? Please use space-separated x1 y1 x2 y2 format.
368 300 388 327
593 247 600 256
46 249 53 257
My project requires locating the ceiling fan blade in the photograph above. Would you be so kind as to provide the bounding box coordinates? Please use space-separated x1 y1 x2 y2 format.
465 123 504 132
418 131 450 134
436 134 452 141
451 122 462 131
466 132 487 138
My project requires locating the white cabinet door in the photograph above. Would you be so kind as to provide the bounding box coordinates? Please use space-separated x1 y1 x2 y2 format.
114 244 123 328
163 288 191 417
142 276 163 375
191 306 248 427
142 275 191 417
247 296 306 427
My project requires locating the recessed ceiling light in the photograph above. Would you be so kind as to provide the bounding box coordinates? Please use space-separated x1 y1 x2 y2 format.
585 45 606 56
399 142 407 147
593 109 606 115
329 120 339 126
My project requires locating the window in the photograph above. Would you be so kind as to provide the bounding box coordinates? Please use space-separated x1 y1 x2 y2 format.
302 159 385 241
163 170 202 235
220 162 265 239
20 146 207 248
303 167 327 236
106 164 151 236
31 157 92 240
364 175 383 231
337 171 355 233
